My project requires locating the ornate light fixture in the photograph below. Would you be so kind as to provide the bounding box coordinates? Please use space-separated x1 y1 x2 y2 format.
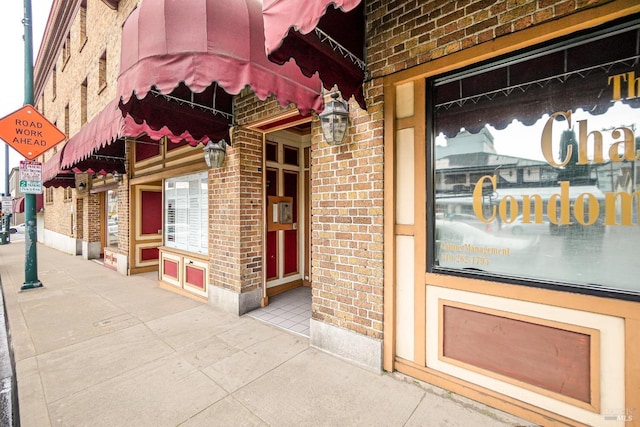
203 139 227 169
319 92 349 145
113 172 123 183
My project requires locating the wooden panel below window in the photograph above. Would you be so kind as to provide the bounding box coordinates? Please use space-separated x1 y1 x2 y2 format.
442 304 592 403
185 264 205 290
163 259 179 279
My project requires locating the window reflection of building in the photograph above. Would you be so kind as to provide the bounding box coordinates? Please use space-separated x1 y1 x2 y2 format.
106 189 118 248
430 20 640 294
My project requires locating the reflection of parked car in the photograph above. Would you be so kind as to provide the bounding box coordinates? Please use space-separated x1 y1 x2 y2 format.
502 215 550 235
444 213 495 233
9 223 25 234
108 222 118 235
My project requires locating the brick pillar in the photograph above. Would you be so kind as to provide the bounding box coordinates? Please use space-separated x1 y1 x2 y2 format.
81 191 102 259
207 126 263 315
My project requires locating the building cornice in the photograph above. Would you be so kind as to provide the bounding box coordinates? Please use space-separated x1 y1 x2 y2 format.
33 0 80 106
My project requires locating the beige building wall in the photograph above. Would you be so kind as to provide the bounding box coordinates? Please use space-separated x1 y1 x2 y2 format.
34 0 138 256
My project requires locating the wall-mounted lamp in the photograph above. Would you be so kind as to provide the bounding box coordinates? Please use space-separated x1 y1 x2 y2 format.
319 92 349 145
113 172 123 183
77 182 87 191
203 139 227 169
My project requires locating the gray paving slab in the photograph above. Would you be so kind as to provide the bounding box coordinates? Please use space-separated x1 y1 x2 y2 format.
0 242 538 427
202 331 308 393
180 396 268 427
15 357 50 427
232 348 423 427
47 354 227 427
36 323 174 402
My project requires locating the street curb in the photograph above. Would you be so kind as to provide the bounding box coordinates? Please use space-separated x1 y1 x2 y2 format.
0 275 19 427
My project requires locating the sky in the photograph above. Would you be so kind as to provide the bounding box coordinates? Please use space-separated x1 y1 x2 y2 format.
0 0 54 194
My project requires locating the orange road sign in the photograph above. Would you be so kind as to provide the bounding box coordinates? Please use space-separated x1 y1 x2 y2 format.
0 105 66 160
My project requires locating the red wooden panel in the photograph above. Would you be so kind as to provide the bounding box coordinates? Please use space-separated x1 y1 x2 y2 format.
140 191 162 235
443 305 591 403
266 231 278 279
135 137 161 162
283 229 298 275
140 247 159 261
166 139 189 151
163 259 178 278
185 265 205 290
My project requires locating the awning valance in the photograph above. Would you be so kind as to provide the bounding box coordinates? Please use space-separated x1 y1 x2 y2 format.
263 0 366 108
42 150 75 188
117 0 324 142
60 99 203 174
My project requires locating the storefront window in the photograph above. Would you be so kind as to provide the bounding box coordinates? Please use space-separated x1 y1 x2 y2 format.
164 172 208 254
106 189 118 248
429 17 640 298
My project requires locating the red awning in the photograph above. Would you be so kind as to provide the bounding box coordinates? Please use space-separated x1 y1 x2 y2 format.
12 194 44 214
263 0 366 108
60 99 204 174
117 0 324 142
12 197 23 213
42 150 75 188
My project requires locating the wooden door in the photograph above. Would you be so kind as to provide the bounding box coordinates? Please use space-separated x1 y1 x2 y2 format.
130 183 163 274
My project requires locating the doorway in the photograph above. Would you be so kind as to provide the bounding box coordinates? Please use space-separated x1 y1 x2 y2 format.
130 182 163 274
264 130 311 298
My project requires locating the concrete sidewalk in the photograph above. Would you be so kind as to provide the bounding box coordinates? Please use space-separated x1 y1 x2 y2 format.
0 242 535 427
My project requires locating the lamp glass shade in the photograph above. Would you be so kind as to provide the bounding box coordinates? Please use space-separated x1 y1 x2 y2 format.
321 114 348 145
319 95 349 145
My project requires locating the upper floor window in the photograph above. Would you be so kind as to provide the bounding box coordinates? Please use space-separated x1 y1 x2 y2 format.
428 16 640 300
64 104 69 137
81 78 88 125
63 33 71 66
98 50 107 91
79 1 87 50
52 66 57 99
45 187 54 204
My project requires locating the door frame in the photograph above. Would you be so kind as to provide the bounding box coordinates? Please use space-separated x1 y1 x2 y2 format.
261 127 312 305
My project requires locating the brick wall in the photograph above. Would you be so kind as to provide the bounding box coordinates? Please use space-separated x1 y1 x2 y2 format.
43 187 75 235
309 89 385 339
366 0 613 78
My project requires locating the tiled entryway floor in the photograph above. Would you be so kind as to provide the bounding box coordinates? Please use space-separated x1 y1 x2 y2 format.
246 286 312 337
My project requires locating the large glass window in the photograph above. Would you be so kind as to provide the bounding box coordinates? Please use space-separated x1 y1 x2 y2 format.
429 17 640 298
164 172 208 254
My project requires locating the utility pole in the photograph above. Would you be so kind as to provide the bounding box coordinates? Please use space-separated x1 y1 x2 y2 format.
21 0 42 290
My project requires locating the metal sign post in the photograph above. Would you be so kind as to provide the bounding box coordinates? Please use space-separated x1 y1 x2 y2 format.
21 0 41 289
